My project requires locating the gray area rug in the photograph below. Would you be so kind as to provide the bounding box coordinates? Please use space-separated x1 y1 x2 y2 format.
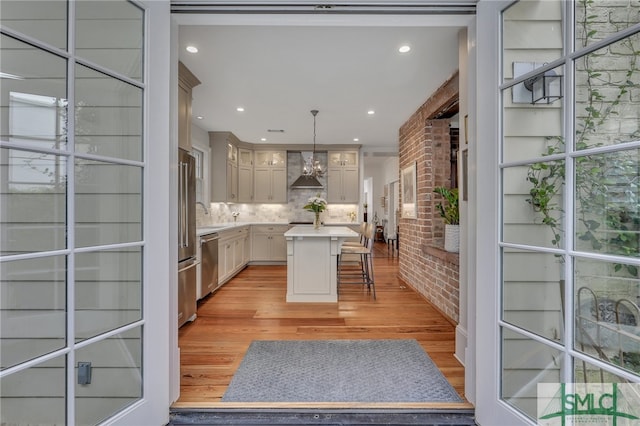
222 339 462 402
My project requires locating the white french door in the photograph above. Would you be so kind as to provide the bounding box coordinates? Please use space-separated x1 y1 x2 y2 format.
477 1 640 424
0 1 171 424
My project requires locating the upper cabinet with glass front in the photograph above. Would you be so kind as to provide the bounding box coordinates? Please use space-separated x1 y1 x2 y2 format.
253 150 287 203
328 151 358 167
255 150 286 168
327 151 359 203
237 148 254 203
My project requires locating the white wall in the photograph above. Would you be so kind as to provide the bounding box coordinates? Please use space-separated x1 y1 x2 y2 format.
363 155 399 228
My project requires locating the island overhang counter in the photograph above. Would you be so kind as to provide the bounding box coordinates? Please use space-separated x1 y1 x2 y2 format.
284 225 359 302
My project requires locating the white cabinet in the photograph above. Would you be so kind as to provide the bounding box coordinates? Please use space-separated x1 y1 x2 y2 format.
253 150 287 203
255 150 286 167
210 132 241 202
328 151 358 168
251 225 288 262
177 62 200 151
226 160 238 202
226 143 238 201
327 151 359 203
254 168 287 203
218 226 250 284
238 148 254 202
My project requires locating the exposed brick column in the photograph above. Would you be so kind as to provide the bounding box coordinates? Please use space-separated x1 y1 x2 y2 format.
398 72 460 323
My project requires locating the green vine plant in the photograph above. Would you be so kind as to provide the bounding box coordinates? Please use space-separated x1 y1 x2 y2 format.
526 2 640 276
434 186 459 225
525 138 565 249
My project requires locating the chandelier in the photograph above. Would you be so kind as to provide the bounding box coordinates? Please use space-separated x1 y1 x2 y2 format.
302 109 325 178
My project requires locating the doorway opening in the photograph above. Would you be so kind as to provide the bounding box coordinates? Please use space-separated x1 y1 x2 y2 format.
172 4 470 412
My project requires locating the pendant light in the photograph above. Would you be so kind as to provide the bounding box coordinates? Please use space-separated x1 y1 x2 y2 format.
304 110 325 178
291 109 325 189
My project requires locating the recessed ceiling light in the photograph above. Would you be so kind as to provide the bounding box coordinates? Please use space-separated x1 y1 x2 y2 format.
353 138 359 142
186 45 198 53
196 116 203 120
261 138 267 142
399 45 411 53
367 110 375 115
236 107 245 112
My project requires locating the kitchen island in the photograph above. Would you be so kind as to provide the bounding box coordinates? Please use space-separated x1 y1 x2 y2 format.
284 225 359 302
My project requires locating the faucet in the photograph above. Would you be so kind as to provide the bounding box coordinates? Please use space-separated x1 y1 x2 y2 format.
196 201 209 215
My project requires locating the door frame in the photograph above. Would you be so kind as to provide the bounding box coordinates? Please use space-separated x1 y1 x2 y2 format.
474 0 533 424
169 3 478 411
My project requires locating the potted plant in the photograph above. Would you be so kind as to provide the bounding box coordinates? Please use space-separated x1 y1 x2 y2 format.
434 186 460 252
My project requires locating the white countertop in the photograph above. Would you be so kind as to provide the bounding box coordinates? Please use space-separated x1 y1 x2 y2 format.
197 222 360 236
284 225 358 238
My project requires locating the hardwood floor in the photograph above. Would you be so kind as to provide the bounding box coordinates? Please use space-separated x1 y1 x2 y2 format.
175 241 468 409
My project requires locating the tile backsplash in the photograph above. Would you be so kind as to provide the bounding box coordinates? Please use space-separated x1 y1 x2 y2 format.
196 202 360 226
196 151 360 226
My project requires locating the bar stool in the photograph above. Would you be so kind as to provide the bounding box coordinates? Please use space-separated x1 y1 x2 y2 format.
338 223 376 299
343 222 367 247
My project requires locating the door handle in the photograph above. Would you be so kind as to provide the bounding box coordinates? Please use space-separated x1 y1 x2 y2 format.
179 162 186 248
183 162 189 248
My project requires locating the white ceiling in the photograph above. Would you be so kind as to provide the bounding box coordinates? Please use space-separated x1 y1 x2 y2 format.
177 21 463 152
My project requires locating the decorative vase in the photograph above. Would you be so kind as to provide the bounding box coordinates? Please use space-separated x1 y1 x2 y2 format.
444 224 460 253
314 212 321 229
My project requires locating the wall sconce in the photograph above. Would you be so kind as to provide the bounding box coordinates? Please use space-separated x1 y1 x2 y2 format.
512 62 563 104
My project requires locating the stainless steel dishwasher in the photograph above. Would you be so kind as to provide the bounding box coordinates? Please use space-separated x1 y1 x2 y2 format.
199 233 219 298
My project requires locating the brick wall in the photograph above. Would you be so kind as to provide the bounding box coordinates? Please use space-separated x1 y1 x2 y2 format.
398 72 460 323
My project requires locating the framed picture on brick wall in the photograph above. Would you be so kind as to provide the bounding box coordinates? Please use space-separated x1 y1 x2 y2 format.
401 162 417 219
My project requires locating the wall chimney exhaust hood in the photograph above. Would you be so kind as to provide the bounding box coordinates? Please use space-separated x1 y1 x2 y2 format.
291 174 323 189
291 152 323 188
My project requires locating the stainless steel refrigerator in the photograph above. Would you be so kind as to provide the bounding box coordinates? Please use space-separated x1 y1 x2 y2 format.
178 148 197 327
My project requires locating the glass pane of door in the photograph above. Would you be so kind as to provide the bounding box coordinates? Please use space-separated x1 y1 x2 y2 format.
74 65 143 161
0 256 66 370
0 1 67 50
75 328 142 424
574 148 639 258
0 149 67 255
502 0 564 84
575 2 640 48
575 32 640 150
75 1 143 81
75 247 142 341
502 248 564 342
575 257 640 376
0 34 68 151
0 354 67 425
75 159 142 248
502 328 564 420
